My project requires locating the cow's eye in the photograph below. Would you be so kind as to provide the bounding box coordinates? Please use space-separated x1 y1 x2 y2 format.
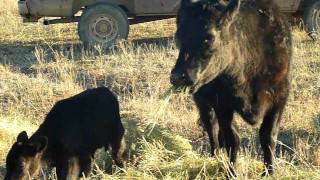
207 35 214 42
203 39 213 48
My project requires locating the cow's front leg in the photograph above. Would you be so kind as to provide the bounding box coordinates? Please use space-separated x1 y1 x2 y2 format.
215 107 239 177
194 93 220 156
259 104 284 176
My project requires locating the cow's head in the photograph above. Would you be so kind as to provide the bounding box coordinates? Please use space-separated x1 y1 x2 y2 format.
171 0 240 90
5 131 48 180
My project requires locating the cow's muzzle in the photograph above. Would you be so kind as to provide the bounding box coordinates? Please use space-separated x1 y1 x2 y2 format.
170 69 194 87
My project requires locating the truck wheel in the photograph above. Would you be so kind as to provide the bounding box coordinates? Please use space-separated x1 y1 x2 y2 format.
78 3 129 48
304 1 320 38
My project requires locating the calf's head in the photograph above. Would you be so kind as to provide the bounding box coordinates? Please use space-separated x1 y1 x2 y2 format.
171 0 240 89
5 131 48 180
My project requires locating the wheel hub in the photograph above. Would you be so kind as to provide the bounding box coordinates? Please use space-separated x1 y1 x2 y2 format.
90 16 118 42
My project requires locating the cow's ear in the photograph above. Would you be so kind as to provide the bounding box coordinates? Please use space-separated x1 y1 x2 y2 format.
25 136 48 155
17 131 28 144
216 0 240 27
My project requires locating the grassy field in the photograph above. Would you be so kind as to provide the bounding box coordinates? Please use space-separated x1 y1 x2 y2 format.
0 0 320 179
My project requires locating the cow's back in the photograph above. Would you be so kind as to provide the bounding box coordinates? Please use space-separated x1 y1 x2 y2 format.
221 0 292 85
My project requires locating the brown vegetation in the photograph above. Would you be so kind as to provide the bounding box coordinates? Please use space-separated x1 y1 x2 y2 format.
0 0 319 179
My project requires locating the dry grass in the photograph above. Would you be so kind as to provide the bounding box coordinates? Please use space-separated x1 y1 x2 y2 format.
0 0 319 179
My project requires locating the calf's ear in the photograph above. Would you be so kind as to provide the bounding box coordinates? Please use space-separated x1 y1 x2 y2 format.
17 131 28 144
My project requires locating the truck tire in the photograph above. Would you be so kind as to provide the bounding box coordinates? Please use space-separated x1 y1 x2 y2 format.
78 3 129 48
304 1 320 38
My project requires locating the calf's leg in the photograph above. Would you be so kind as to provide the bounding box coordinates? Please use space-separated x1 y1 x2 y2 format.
79 155 93 178
56 157 80 180
110 124 125 168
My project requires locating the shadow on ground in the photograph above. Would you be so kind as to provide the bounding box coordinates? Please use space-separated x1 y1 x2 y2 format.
0 42 82 70
194 124 320 165
132 37 174 47
0 36 174 73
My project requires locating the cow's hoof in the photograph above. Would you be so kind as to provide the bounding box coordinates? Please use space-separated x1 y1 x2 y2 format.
261 169 273 177
226 166 237 179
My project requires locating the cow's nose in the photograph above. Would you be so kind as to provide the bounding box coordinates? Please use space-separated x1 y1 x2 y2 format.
170 72 182 85
170 72 190 86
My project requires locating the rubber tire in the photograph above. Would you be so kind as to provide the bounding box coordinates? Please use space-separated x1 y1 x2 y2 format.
304 1 320 35
78 3 129 48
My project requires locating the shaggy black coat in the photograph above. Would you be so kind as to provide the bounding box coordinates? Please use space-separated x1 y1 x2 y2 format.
171 0 292 176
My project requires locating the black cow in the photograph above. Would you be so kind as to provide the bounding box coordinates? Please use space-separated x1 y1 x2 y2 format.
171 0 292 176
5 87 125 180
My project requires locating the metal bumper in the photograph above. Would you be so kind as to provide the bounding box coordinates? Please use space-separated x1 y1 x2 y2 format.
18 0 29 16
